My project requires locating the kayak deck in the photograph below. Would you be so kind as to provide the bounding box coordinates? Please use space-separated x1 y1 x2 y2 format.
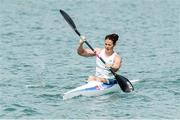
63 81 119 100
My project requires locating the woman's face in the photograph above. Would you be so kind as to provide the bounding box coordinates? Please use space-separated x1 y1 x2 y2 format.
104 39 115 52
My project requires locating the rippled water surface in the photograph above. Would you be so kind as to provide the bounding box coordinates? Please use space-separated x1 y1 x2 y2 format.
0 0 180 119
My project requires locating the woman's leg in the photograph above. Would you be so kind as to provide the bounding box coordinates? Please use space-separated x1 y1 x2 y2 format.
88 76 107 83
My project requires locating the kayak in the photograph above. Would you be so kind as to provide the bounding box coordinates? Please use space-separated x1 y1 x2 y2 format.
63 81 118 100
63 80 139 100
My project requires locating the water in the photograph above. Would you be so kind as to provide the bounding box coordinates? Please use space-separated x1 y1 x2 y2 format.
0 0 180 119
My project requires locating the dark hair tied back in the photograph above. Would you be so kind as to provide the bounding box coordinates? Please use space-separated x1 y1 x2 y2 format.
105 33 119 45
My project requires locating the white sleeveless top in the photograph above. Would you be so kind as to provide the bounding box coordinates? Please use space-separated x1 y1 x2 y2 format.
95 49 117 79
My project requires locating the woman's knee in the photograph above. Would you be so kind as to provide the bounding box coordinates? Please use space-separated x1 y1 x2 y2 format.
88 76 96 81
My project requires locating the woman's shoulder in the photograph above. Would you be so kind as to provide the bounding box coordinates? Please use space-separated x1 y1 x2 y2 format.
114 52 122 60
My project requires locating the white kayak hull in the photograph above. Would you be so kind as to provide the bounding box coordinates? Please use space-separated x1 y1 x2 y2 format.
63 81 119 100
63 79 140 100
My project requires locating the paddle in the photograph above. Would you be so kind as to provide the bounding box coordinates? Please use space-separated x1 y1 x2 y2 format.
60 9 134 92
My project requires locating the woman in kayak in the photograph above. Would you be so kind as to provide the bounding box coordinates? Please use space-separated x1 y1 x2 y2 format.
77 33 122 84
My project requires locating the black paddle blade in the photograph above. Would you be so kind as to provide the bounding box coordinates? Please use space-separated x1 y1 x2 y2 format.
115 74 134 92
60 9 81 36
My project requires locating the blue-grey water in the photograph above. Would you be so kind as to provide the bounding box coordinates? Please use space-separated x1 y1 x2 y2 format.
0 0 180 119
